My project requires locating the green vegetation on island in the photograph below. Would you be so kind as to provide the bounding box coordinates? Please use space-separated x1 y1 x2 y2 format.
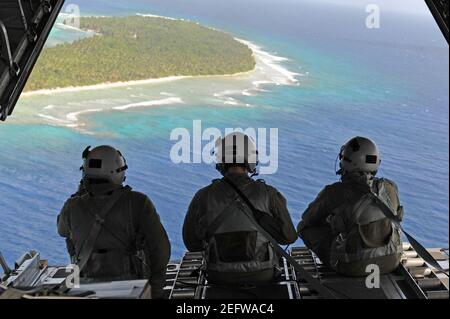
25 16 256 91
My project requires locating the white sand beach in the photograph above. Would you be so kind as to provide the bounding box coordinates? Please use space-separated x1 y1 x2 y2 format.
14 14 302 132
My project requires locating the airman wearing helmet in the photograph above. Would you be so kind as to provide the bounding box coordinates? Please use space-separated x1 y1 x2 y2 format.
57 145 171 298
297 137 404 276
183 132 298 286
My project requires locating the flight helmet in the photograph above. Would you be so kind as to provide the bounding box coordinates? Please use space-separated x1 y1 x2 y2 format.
81 145 128 186
215 132 258 175
337 137 381 175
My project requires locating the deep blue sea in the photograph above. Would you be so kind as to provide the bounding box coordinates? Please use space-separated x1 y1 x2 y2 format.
0 0 448 266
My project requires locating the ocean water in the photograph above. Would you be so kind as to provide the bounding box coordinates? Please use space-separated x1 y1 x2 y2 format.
0 0 448 266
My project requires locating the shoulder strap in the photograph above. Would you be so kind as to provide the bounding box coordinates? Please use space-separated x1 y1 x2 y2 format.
206 190 240 238
76 187 130 272
223 177 337 299
367 191 448 275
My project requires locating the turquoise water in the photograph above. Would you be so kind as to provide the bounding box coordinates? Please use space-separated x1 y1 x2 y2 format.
0 0 448 265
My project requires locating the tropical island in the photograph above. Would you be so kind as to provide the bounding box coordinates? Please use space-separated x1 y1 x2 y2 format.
25 16 256 91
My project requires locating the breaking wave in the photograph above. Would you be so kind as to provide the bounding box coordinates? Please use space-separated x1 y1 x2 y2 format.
17 17 302 133
113 98 184 110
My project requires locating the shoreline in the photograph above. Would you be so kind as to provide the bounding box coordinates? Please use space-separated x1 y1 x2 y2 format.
17 15 302 131
22 67 256 98
23 15 259 98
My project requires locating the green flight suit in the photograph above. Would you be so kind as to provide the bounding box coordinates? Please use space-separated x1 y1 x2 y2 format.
298 173 403 276
57 185 171 298
183 173 298 285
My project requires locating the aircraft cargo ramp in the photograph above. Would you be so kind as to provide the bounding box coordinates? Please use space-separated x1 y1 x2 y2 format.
0 244 448 299
165 244 450 300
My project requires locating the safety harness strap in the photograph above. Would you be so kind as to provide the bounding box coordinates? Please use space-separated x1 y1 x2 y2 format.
76 187 130 272
368 191 448 275
223 177 337 299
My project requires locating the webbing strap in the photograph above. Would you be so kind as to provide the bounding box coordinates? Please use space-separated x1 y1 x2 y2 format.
223 177 337 299
368 192 448 275
76 187 130 272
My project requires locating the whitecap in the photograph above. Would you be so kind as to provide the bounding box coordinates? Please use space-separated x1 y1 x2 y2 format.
113 97 184 111
66 108 104 122
38 114 69 123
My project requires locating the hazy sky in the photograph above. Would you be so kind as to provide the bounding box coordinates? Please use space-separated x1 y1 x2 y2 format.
302 0 431 16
